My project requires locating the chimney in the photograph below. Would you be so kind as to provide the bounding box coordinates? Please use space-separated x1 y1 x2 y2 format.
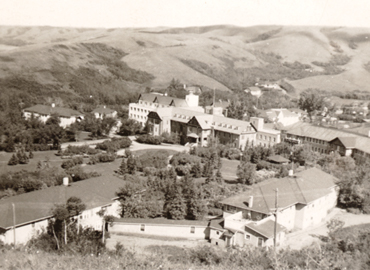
183 84 186 89
63 177 69 186
288 169 294 177
103 105 106 109
51 103 55 108
164 92 168 96
248 196 253 208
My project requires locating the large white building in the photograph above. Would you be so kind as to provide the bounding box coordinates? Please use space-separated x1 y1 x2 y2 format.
129 92 282 149
0 176 123 245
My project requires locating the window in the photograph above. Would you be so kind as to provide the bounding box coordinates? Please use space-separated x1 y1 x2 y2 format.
190 226 195 234
245 234 251 240
258 237 263 247
216 231 220 235
140 224 145 231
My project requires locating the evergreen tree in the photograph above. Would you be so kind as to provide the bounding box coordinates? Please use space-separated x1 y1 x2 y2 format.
8 153 19 166
191 162 202 178
167 186 187 220
29 150 34 159
118 159 128 175
37 160 43 170
127 155 137 175
237 160 256 185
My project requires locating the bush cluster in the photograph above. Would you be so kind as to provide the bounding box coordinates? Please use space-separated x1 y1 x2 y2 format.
89 153 116 164
58 145 100 157
136 134 162 145
95 137 132 152
61 157 84 169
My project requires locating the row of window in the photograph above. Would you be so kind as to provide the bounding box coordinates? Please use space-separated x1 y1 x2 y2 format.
258 134 276 142
140 224 196 233
131 107 149 114
130 114 147 121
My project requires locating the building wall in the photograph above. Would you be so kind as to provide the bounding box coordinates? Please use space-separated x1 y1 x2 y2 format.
275 205 296 232
255 131 281 147
23 112 81 128
128 103 153 126
1 219 49 245
0 201 120 245
110 222 210 239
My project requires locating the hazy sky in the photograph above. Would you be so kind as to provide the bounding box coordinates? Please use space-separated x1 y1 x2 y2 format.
1 0 369 28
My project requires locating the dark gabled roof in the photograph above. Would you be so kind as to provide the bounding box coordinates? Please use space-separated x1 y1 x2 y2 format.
24 105 83 118
114 218 208 227
245 219 286 239
138 93 160 103
220 168 337 215
209 218 224 230
267 155 290 163
0 176 125 229
329 137 357 149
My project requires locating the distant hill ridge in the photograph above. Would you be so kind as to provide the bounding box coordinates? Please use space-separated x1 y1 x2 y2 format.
1 24 370 109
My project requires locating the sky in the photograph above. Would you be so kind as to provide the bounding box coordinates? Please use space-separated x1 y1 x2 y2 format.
1 0 369 29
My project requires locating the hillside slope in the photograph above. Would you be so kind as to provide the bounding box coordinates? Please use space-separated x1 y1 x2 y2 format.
1 24 370 108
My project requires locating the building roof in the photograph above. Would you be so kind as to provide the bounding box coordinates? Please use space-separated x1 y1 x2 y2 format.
138 93 161 103
209 218 224 230
92 107 116 114
267 155 290 163
24 105 83 118
245 219 286 239
114 217 209 227
330 137 357 149
220 167 337 215
0 176 125 229
287 124 370 154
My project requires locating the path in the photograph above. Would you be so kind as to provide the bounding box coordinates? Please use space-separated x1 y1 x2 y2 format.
283 208 370 250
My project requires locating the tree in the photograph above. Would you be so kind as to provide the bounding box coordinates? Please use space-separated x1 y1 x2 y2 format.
7 153 19 165
237 161 256 185
117 159 127 175
126 155 137 174
298 89 326 119
167 186 187 220
51 197 86 247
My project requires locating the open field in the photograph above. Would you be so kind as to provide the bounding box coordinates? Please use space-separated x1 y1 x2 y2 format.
0 150 63 173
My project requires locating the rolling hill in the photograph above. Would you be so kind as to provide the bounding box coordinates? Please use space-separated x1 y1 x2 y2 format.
1 24 370 110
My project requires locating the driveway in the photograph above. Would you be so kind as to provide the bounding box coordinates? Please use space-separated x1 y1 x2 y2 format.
283 208 370 250
117 140 190 155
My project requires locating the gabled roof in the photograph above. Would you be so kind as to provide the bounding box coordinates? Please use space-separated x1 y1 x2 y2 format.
0 176 125 229
190 115 213 129
138 93 160 103
220 167 337 215
245 219 286 239
24 105 83 118
329 137 357 149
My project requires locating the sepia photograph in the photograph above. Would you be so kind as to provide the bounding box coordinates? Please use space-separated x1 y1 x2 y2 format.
1 0 370 269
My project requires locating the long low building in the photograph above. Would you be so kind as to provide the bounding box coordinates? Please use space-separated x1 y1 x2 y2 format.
285 124 370 159
0 176 124 245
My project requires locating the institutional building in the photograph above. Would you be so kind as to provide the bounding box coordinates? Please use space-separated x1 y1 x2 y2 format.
129 92 281 149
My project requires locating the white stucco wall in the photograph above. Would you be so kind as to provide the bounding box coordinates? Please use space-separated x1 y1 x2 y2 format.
110 222 209 239
1 219 49 245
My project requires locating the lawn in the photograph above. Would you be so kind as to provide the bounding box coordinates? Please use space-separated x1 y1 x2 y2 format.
0 150 64 173
132 149 179 157
220 158 239 181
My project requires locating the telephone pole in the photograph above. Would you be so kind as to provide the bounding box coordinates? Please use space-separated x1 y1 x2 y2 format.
12 203 16 246
274 188 278 248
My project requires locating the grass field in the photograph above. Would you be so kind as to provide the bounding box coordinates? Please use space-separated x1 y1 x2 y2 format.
220 158 239 181
0 150 64 173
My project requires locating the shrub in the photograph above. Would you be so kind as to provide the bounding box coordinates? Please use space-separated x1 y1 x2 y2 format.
61 157 84 169
136 150 169 170
7 154 19 166
97 153 116 163
60 145 100 156
95 137 132 152
136 134 162 145
161 132 180 144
